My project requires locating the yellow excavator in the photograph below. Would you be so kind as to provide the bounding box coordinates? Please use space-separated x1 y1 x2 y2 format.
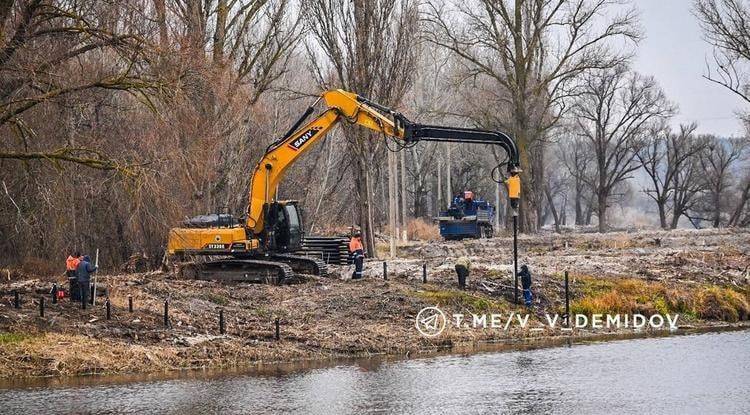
167 89 520 283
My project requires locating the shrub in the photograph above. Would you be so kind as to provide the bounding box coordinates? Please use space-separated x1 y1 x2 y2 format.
695 287 750 322
407 218 440 241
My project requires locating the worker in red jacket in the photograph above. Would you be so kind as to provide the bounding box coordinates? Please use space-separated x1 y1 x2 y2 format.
349 231 365 280
65 252 81 301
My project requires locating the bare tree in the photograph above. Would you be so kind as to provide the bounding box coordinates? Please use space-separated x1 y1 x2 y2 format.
573 65 675 232
690 136 747 227
637 123 706 229
728 173 750 226
670 139 710 229
560 134 595 226
303 0 421 256
694 0 750 121
543 159 567 232
0 0 158 172
425 0 640 232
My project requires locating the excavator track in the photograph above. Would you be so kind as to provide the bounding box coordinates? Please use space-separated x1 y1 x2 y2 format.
180 259 296 285
268 253 329 277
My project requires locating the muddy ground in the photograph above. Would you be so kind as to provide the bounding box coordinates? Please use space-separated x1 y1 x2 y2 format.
0 228 748 378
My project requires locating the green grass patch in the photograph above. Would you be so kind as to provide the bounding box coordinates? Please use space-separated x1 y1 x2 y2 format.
204 293 229 306
0 333 29 344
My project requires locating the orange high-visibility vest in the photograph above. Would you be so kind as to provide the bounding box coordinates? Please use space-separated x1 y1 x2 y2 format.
349 237 363 253
66 255 80 271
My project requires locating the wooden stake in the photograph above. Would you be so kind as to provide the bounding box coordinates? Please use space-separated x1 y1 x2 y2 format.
219 309 225 335
92 248 99 306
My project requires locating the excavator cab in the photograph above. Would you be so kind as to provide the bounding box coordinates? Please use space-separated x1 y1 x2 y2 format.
262 201 304 253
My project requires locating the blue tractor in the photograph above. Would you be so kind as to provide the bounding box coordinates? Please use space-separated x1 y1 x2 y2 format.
437 191 495 240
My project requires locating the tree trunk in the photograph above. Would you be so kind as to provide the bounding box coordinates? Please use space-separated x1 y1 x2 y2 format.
574 184 584 225
597 191 608 232
670 210 681 229
153 0 168 49
657 199 668 229
713 189 721 228
213 0 228 64
437 158 442 213
365 167 376 257
400 149 407 240
445 144 452 202
354 155 376 258
544 184 560 233
387 148 397 257
597 149 607 232
185 1 204 54
728 179 750 226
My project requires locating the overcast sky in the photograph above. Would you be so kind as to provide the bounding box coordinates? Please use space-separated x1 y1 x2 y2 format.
633 0 747 137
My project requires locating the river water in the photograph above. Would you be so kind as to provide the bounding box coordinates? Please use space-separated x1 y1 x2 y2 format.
0 330 748 414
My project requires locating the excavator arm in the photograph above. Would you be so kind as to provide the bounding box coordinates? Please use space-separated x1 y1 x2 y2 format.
246 89 520 234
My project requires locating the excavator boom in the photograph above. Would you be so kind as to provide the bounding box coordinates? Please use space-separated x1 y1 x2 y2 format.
246 90 520 234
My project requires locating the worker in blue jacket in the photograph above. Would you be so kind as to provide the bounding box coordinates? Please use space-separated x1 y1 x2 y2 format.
519 264 533 307
75 255 97 309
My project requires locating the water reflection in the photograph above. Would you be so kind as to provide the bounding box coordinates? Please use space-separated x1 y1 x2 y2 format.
0 330 748 414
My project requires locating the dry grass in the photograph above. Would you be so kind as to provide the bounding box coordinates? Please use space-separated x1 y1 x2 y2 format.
695 286 750 322
571 276 750 322
21 258 62 280
0 332 189 377
416 289 509 312
407 218 440 241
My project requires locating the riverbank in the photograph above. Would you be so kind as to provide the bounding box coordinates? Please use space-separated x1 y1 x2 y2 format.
1 228 748 378
4 330 748 414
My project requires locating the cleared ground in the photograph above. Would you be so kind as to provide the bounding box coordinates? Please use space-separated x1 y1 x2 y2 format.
0 228 748 378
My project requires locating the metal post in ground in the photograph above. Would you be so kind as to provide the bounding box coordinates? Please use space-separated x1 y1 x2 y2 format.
51 283 58 304
219 309 225 335
422 264 427 283
513 215 519 305
14 291 19 309
383 262 388 280
128 295 133 313
105 297 111 320
39 296 44 317
164 299 169 327
275 318 280 340
564 271 570 328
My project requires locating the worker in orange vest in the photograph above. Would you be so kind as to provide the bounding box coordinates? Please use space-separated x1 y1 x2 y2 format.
349 231 365 280
65 252 82 301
